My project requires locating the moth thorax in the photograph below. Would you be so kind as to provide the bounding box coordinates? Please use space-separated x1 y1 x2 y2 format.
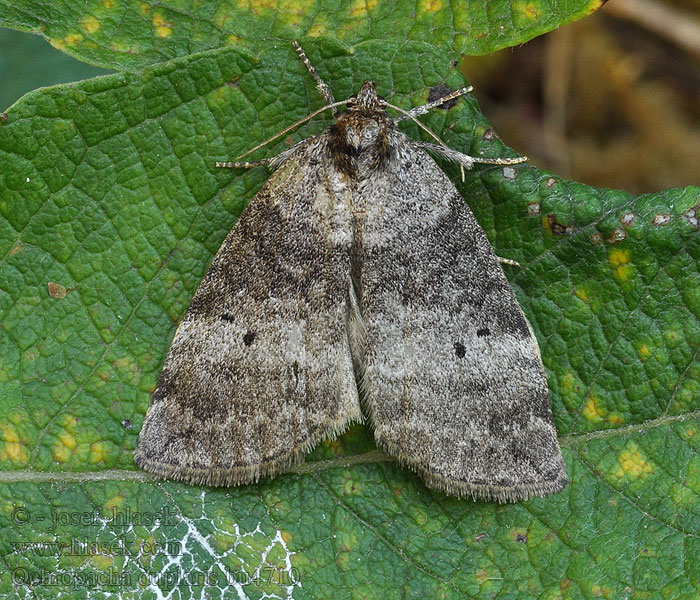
345 118 381 150
330 110 394 177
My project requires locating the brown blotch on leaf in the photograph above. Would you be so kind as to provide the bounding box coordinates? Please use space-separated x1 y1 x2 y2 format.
48 282 70 299
606 226 626 244
651 213 672 226
547 214 573 236
620 212 636 227
682 206 699 229
428 84 459 110
527 202 541 216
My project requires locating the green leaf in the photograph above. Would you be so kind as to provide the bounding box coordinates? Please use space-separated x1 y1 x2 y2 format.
2 39 699 598
0 0 605 71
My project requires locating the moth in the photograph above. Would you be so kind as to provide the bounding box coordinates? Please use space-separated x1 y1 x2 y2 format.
135 43 567 502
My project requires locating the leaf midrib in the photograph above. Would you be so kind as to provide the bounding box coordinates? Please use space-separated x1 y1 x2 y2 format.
3 408 699 484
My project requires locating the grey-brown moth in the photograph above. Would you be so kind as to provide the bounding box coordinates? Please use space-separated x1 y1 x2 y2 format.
134 43 568 502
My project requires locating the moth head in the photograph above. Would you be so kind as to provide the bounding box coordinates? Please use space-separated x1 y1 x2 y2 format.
350 81 385 112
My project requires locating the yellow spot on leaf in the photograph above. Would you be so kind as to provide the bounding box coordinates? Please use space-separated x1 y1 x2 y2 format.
616 443 653 479
0 442 27 465
113 356 133 371
97 367 111 382
560 372 580 394
475 569 490 583
238 0 278 13
514 1 542 20
574 286 589 303
582 397 605 421
607 413 624 425
52 33 84 50
591 585 612 598
419 0 443 12
679 425 697 441
0 422 28 465
281 530 293 544
664 329 680 343
336 551 351 571
139 2 151 15
308 22 326 36
152 12 173 37
671 482 695 507
0 422 19 444
53 441 71 463
90 442 108 464
92 554 114 569
226 34 243 44
609 249 629 266
609 248 632 280
66 33 83 45
409 506 428 526
638 344 650 360
339 531 358 552
323 437 343 454
53 415 79 462
103 0 115 7
342 476 363 495
104 495 124 513
59 431 76 450
349 0 378 17
81 15 101 34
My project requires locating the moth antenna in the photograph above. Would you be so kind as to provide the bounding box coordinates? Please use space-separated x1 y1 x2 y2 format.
383 100 467 180
229 99 350 163
293 41 337 114
216 159 271 169
394 86 474 121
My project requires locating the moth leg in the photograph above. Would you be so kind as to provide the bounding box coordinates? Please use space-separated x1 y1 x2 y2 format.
293 41 337 115
498 256 521 268
393 86 474 122
412 141 528 170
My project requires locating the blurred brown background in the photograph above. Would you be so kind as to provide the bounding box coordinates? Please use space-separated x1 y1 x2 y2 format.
462 0 700 193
